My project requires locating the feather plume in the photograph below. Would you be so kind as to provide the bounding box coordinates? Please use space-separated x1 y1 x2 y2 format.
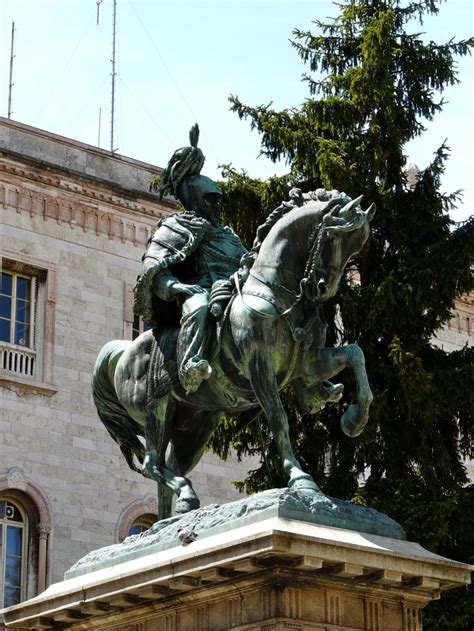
150 125 205 200
189 123 200 148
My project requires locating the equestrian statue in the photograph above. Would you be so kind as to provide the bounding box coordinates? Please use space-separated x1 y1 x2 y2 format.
92 126 376 520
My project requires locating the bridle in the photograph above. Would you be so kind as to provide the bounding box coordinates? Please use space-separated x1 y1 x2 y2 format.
239 202 354 317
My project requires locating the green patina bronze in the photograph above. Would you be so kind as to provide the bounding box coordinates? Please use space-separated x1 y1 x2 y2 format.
93 126 377 522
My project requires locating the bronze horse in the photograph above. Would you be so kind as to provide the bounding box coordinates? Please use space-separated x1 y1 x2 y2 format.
92 195 375 519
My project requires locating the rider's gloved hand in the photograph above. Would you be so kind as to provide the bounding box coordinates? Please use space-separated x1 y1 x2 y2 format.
171 283 206 297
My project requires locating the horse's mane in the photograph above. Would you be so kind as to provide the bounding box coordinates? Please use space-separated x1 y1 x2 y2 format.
257 198 338 254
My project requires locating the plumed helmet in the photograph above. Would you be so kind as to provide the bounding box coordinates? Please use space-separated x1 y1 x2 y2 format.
151 124 221 210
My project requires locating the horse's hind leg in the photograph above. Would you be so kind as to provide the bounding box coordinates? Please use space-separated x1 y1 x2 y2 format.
157 483 174 521
142 397 199 517
168 410 221 475
161 409 220 514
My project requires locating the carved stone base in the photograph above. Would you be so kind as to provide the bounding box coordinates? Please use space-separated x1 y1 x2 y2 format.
2 517 471 630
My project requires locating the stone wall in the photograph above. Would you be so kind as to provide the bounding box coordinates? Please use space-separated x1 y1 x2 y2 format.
432 294 473 352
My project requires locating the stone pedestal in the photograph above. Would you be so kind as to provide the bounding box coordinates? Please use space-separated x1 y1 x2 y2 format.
2 516 472 630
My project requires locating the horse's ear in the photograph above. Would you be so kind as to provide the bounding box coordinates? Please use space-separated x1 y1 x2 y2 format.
339 195 363 217
365 203 376 222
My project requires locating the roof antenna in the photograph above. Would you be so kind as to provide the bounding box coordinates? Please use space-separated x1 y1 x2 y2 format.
110 0 118 153
98 107 102 148
96 0 103 27
8 21 15 119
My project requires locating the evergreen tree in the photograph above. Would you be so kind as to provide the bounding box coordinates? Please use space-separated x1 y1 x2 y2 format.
212 1 474 627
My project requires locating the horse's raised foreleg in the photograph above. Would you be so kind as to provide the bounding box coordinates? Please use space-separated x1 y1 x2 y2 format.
314 344 373 437
292 378 344 415
142 397 199 518
249 352 320 492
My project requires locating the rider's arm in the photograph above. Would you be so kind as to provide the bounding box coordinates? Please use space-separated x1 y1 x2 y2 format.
152 272 180 302
152 273 205 301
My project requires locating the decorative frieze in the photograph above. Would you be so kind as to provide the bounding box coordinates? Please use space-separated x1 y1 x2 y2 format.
365 599 381 631
326 591 343 625
403 605 422 631
261 588 277 619
1 160 173 248
2 180 154 246
284 587 302 619
163 613 177 631
226 596 241 627
0 158 169 216
195 604 209 631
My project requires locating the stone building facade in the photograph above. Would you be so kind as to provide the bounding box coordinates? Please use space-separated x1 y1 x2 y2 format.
0 118 253 615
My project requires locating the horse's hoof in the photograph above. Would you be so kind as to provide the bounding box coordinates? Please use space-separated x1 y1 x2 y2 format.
175 495 200 514
341 404 367 437
322 381 344 403
288 473 320 493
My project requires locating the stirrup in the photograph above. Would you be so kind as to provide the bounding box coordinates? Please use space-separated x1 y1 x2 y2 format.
180 357 212 393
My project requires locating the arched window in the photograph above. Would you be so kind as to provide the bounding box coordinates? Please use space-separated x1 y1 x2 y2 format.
116 495 157 543
0 473 52 605
127 515 155 537
0 499 27 608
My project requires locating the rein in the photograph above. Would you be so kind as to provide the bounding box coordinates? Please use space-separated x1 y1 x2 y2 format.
239 212 331 318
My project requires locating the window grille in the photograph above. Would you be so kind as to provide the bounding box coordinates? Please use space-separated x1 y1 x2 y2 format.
0 271 37 378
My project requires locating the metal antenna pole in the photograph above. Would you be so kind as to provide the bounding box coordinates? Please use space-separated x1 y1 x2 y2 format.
98 107 102 148
8 21 15 119
110 0 117 152
96 0 103 27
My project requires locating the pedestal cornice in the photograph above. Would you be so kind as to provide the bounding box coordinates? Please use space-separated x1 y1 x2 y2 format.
2 517 471 630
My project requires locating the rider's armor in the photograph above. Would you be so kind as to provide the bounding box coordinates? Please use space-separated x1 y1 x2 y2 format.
134 210 247 393
187 223 246 287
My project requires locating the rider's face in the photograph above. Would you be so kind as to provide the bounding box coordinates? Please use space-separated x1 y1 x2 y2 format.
201 193 222 220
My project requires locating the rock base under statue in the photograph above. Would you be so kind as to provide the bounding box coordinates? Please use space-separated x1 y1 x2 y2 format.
66 487 406 579
2 494 472 630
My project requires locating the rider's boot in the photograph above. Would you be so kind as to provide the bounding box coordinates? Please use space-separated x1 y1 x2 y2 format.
178 293 212 394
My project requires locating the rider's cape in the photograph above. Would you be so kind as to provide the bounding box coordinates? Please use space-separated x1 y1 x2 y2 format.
134 211 210 327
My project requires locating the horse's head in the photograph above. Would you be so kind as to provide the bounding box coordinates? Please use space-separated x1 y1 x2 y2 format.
249 193 375 311
303 196 376 302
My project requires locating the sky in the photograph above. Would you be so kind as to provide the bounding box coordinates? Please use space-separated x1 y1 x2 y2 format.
1 0 473 221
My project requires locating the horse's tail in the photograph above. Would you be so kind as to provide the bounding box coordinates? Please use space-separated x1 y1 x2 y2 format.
92 341 146 473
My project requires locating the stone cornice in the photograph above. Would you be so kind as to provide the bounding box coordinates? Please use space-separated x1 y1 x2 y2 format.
0 149 175 209
0 373 58 396
2 518 472 630
0 117 175 204
1 162 168 247
0 155 173 216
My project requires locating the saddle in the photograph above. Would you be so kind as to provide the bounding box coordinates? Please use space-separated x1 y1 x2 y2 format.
146 327 180 405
